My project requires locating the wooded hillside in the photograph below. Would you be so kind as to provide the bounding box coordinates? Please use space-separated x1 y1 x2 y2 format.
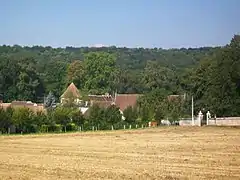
0 35 239 117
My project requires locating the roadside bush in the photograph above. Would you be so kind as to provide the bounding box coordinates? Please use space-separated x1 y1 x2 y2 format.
66 123 78 131
39 124 49 133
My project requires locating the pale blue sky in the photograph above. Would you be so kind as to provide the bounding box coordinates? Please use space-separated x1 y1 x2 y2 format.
0 0 239 48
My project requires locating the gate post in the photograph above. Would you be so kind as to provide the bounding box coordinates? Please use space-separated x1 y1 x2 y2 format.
198 111 203 126
206 111 211 125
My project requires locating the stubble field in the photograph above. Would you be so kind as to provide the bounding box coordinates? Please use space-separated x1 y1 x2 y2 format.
0 126 239 180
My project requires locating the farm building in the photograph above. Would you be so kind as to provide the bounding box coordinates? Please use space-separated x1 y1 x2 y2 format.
0 100 45 114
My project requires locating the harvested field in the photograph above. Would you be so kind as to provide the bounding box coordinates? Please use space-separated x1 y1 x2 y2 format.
0 126 239 180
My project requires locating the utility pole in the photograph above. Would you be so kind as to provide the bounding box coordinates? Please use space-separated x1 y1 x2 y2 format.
192 96 194 126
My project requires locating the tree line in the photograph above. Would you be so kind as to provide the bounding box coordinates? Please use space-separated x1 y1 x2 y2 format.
0 43 218 101
0 35 239 134
0 91 185 134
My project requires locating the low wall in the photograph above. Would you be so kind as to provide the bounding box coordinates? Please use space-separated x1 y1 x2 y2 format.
209 117 240 126
179 120 192 126
179 118 201 126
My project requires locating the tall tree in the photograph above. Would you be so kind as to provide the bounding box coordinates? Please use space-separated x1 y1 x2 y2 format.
83 52 118 94
87 104 105 128
123 106 138 124
43 60 68 98
16 57 44 101
0 108 10 133
12 107 34 133
66 60 85 89
104 105 122 126
191 35 240 116
143 60 178 93
0 57 20 101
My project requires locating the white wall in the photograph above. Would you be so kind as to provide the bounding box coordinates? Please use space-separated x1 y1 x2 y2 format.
209 117 240 126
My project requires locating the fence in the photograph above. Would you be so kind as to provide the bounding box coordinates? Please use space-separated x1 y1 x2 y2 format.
208 117 240 126
179 117 240 126
179 117 201 126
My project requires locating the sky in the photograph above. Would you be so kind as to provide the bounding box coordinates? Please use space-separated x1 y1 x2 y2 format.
0 0 239 49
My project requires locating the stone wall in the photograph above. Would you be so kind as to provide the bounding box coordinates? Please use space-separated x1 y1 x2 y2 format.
209 117 240 126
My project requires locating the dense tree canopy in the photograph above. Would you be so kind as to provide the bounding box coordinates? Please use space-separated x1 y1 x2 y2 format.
0 35 239 119
189 35 240 116
0 44 218 101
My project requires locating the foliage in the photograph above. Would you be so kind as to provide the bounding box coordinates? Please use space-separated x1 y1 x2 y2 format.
0 108 9 133
66 60 85 89
166 97 185 123
137 89 168 123
189 35 240 116
44 91 56 109
0 35 239 134
52 107 72 128
70 109 85 126
86 104 105 129
104 105 122 126
12 107 34 133
83 52 118 94
0 44 219 102
143 61 178 93
123 106 138 124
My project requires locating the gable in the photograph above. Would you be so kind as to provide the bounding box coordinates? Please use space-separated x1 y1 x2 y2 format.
61 82 81 99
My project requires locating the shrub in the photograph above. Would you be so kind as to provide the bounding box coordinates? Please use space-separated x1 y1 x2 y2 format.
66 123 78 131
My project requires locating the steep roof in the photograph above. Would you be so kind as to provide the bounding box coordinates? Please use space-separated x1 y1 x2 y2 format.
114 94 141 112
61 82 81 98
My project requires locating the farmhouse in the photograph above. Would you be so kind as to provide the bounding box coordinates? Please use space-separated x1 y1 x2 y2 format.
60 82 82 105
60 83 142 117
0 100 45 113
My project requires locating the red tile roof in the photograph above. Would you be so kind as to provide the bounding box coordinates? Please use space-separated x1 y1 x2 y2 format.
88 95 113 102
61 82 81 98
114 94 141 112
92 101 113 108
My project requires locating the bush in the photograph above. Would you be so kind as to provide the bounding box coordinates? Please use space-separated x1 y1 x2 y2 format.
39 124 49 133
47 124 62 133
66 123 78 131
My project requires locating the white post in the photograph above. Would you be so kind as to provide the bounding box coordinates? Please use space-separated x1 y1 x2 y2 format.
148 122 151 127
111 125 114 130
124 125 126 129
192 96 194 126
79 126 81 131
92 126 94 131
136 124 138 129
206 111 211 125
198 111 203 126
129 125 131 129
141 124 144 128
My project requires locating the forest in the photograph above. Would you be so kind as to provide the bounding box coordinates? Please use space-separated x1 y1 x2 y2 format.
0 35 240 133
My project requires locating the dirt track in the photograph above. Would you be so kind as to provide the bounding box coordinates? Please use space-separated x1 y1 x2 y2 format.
0 126 239 180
